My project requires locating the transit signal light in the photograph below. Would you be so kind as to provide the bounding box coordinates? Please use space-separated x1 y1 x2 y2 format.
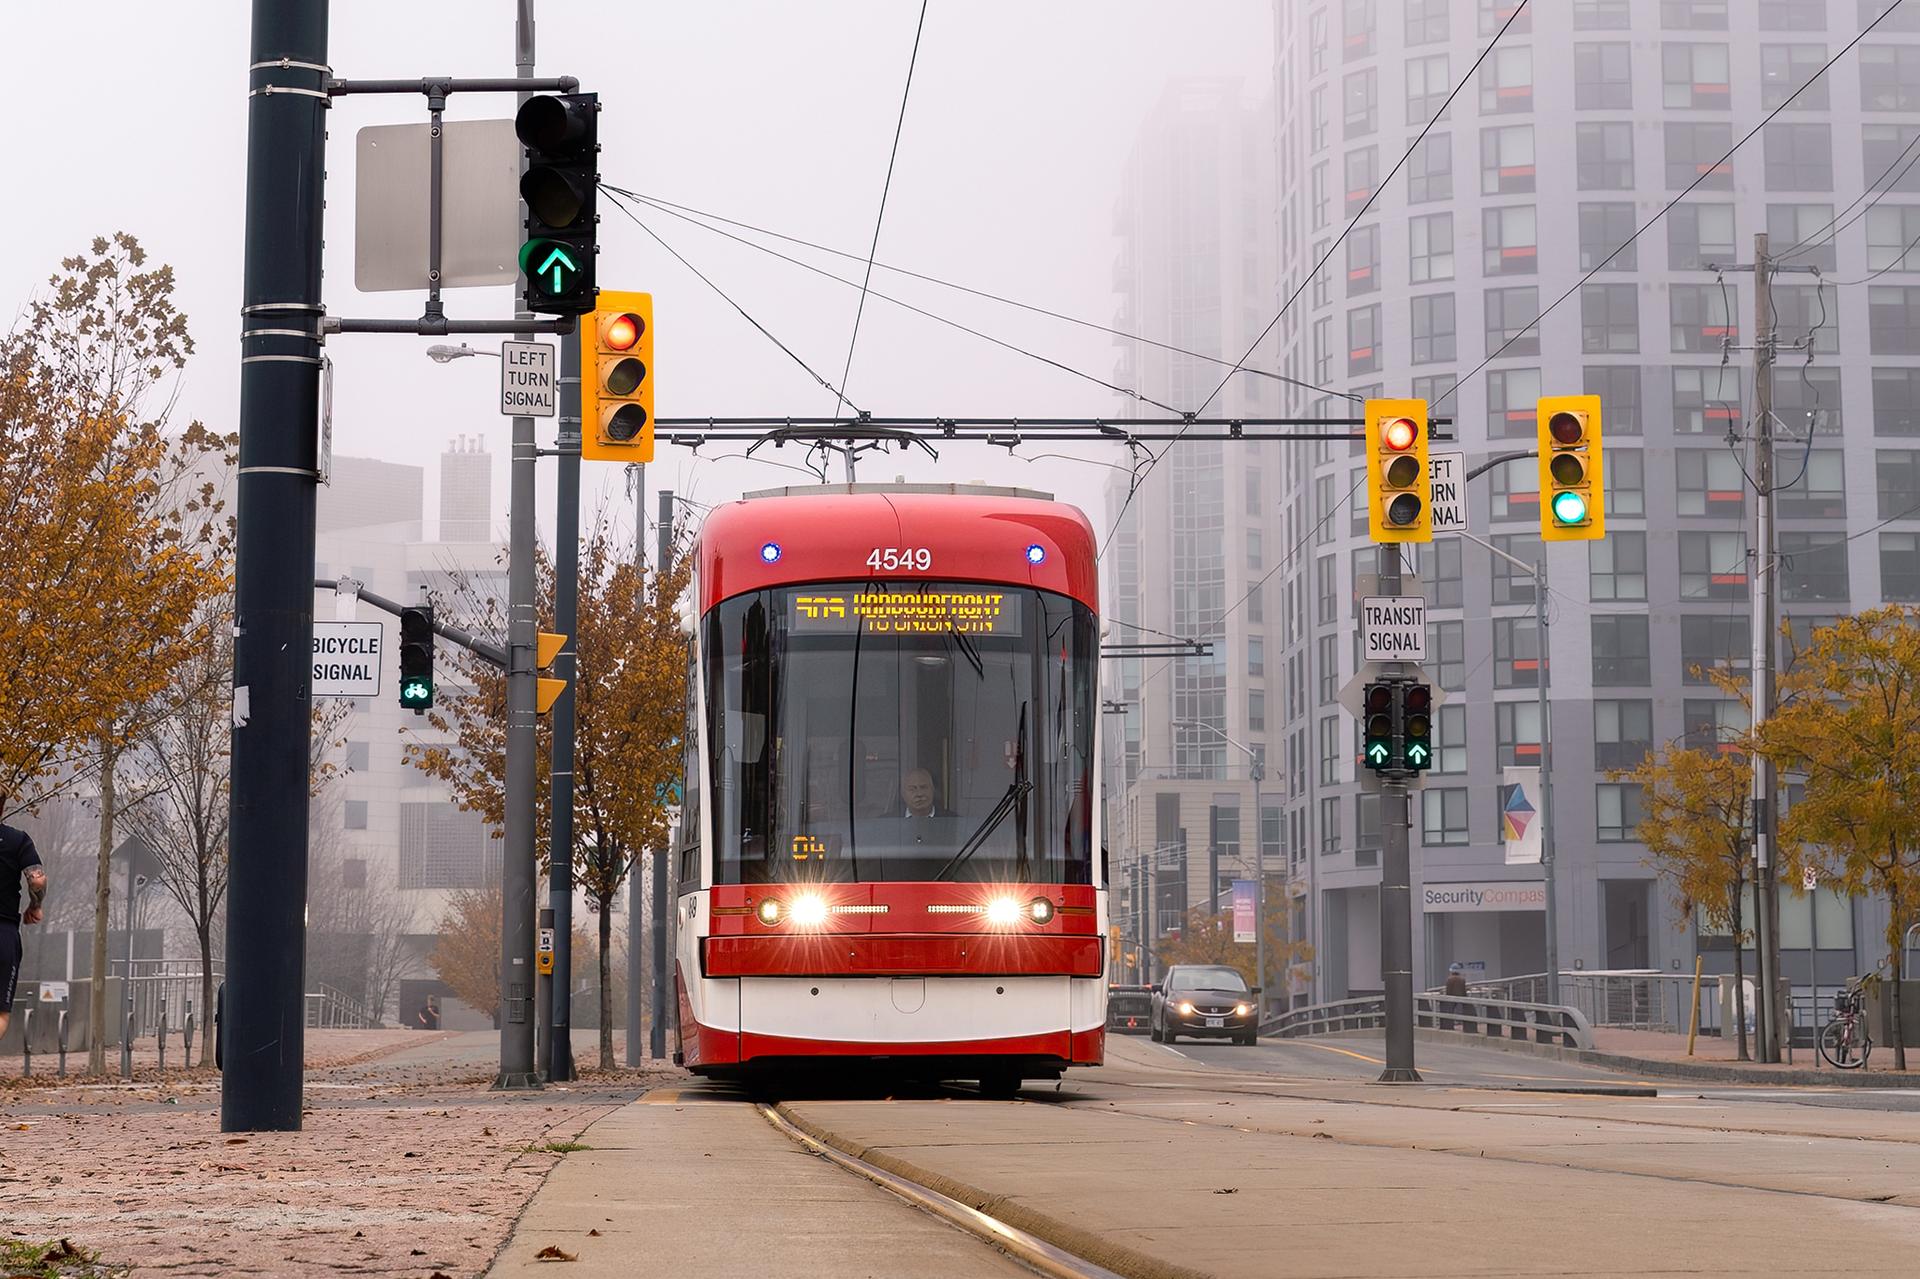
398 605 435 712
1365 398 1431 544
515 92 599 315
1401 683 1434 771
1363 682 1395 772
1537 394 1605 542
580 290 655 462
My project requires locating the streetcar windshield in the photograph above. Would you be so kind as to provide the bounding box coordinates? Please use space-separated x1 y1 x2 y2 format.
705 581 1096 885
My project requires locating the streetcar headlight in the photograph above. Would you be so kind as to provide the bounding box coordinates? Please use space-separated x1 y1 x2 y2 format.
790 893 829 927
756 898 781 926
986 897 1022 926
1028 897 1055 924
1234 1003 1251 1017
1176 1001 1196 1016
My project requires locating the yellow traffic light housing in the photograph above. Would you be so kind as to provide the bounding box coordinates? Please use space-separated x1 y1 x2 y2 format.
1537 394 1604 541
1365 398 1430 543
535 630 568 714
581 291 654 462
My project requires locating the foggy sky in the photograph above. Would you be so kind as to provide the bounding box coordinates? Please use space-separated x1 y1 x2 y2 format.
5 1 1272 545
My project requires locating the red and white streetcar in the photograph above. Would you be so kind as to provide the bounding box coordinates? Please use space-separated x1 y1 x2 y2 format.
673 484 1106 1095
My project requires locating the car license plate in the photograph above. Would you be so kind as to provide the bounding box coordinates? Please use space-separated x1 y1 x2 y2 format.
1205 1016 1224 1028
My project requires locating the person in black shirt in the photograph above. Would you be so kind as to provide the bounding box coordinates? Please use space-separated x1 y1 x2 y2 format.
0 818 49 1039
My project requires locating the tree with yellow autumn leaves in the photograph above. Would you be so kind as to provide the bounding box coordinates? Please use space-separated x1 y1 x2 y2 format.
409 512 690 1069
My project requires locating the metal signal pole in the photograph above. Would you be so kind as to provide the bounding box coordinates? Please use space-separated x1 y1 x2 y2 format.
651 490 675 1059
224 0 329 1133
1375 544 1420 1083
545 223 583 1085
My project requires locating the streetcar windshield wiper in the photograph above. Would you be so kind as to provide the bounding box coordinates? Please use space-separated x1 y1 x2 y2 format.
931 779 1034 882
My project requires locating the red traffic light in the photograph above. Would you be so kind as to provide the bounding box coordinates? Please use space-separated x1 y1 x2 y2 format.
1382 417 1419 451
604 312 643 351
1403 684 1432 714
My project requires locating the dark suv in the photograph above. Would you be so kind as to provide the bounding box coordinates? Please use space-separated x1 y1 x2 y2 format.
1150 965 1258 1045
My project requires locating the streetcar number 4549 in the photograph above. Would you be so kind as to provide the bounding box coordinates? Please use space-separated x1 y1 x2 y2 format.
867 547 932 571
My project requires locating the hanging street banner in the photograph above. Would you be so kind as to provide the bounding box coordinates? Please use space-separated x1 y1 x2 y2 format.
1500 767 1542 865
1360 595 1427 662
1428 451 1466 534
311 621 383 697
1231 879 1256 943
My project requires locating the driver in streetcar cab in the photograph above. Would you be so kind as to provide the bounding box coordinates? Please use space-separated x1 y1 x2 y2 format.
900 767 959 849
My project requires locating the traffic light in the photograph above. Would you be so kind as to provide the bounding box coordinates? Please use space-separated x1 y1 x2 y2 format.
1538 393 1605 541
398 605 434 711
1366 398 1431 543
515 92 599 316
1401 683 1434 771
1362 682 1395 772
580 290 655 462
536 631 567 714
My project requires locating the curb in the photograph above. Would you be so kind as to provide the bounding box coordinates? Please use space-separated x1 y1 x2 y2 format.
773 1102 1214 1279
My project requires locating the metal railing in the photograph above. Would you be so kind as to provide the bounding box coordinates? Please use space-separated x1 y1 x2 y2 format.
1458 970 1725 1037
110 959 223 1041
1270 992 1596 1050
304 982 381 1029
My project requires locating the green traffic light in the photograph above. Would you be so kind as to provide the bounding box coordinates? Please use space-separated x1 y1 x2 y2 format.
519 239 581 297
1551 490 1589 525
400 678 433 709
1405 742 1431 767
1365 740 1391 767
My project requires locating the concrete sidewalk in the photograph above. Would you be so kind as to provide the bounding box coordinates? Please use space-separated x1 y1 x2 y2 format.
484 1088 1030 1278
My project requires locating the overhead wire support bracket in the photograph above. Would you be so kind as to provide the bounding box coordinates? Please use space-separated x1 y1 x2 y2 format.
325 75 579 97
656 415 1453 449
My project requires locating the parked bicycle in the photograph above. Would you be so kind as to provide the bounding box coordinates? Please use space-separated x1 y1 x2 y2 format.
1817 980 1873 1069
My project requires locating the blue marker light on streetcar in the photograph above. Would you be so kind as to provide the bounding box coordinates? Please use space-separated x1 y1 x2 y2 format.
1025 544 1047 565
760 541 782 563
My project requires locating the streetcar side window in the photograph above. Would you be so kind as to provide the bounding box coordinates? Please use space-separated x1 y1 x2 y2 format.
679 634 701 886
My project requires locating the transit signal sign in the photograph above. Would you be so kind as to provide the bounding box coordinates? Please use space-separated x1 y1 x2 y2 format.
1366 398 1431 543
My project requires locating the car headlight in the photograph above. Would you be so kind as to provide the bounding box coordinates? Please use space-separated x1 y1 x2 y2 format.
1234 1003 1251 1016
1176 1001 1195 1016
986 896 1021 926
756 898 781 925
790 893 828 927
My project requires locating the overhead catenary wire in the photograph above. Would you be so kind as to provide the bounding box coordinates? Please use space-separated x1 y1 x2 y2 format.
1437 0 1910 413
1101 0 1536 561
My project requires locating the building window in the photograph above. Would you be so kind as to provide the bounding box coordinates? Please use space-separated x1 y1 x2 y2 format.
1758 0 1824 29
1482 206 1538 275
1407 0 1448 45
1316 554 1337 624
1342 0 1375 60
1663 1 1728 29
1581 283 1639 353
1682 699 1749 753
1350 465 1369 535
1480 46 1532 114
1344 67 1378 138
1666 122 1734 190
1590 531 1648 601
1345 146 1379 217
1494 617 1542 689
1411 294 1456 364
1485 286 1541 357
1495 701 1542 767
1764 122 1833 191
344 740 370 771
1407 53 1451 125
1318 634 1339 704
1667 203 1736 270
1480 0 1531 35
1680 614 1751 683
1420 538 1464 609
1247 636 1265 678
1409 212 1454 283
1865 125 1920 194
1574 0 1632 28
1491 532 1543 606
1430 619 1465 691
1482 124 1535 195
1859 0 1920 33
1677 449 1746 517
1320 795 1342 854
1670 283 1738 352
1662 42 1731 110
1487 367 1541 438
1248 689 1267 733
1672 366 1743 435
1488 455 1538 522
1594 699 1655 770
1596 784 1645 843
1883 532 1920 599
1576 122 1634 190
1346 223 1380 294
1319 716 1341 786
1776 284 1840 354
1761 43 1830 109
1775 450 1847 518
1407 132 1452 204
1593 615 1652 685
1246 584 1264 624
1575 42 1633 109
1585 366 1641 435
1579 202 1638 272
1247 528 1262 571
1348 304 1381 375
1422 789 1470 846
1861 45 1920 112
1874 369 1920 436
1871 286 1920 354
1311 163 1330 231
1412 372 1457 406
1778 531 1851 602
1357 793 1382 854
1309 9 1328 75
1867 206 1920 272
1767 203 1838 271
1680 530 1750 600
343 800 369 830
1607 448 1646 518
1878 450 1920 519
1434 703 1466 774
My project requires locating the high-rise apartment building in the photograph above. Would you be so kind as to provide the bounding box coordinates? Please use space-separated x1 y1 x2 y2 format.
439 436 494 544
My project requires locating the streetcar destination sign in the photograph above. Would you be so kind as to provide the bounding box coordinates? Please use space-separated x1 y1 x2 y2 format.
1360 595 1426 662
312 621 383 697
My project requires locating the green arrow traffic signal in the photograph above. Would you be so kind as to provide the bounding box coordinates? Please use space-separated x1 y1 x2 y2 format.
520 240 582 298
1366 741 1390 766
1405 742 1430 767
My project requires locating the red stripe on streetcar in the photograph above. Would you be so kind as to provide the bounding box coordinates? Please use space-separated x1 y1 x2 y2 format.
738 1028 1074 1062
704 933 1104 978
